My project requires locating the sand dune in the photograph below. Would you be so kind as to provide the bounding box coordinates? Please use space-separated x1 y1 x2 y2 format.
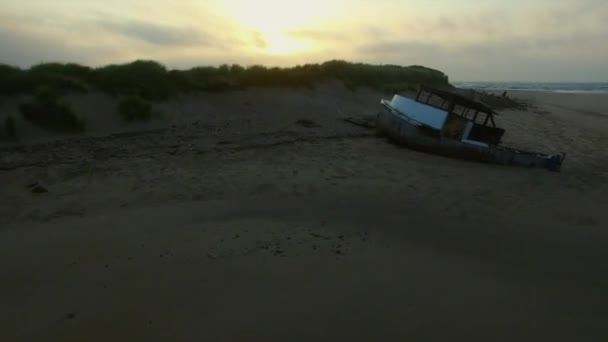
1 86 607 341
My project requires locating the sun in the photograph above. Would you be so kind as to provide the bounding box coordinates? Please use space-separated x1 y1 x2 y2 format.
219 0 333 54
260 31 312 55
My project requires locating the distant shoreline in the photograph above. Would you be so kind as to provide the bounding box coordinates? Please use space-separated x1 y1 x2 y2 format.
453 81 608 94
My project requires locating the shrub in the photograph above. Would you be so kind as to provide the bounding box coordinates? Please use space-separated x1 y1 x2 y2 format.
29 63 92 79
0 63 88 97
4 116 16 137
91 60 174 100
2 60 452 99
19 93 85 132
0 65 34 96
117 97 153 122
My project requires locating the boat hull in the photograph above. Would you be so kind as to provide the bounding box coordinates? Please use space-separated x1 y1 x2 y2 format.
377 104 564 171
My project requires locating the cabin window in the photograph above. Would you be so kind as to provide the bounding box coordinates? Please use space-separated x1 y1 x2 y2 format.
442 114 468 139
468 124 505 145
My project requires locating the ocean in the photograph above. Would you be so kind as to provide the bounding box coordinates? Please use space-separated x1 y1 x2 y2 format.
452 82 608 93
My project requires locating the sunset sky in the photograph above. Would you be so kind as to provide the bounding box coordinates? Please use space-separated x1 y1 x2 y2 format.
0 0 606 81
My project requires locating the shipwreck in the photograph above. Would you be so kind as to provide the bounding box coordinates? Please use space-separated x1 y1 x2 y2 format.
377 85 565 171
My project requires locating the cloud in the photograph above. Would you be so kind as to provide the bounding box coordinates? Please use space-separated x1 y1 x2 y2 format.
0 22 127 67
356 40 440 56
98 19 210 46
287 29 349 42
0 0 607 81
251 31 268 49
0 15 241 68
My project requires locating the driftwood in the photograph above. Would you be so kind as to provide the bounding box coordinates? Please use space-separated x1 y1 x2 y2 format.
341 117 376 129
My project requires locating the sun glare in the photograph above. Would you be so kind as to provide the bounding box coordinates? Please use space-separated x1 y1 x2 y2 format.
219 0 334 54
260 31 312 55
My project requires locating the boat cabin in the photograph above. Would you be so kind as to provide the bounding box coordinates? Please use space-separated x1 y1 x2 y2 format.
386 85 505 147
378 85 565 171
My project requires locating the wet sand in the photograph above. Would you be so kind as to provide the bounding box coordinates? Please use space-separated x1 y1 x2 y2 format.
1 87 607 341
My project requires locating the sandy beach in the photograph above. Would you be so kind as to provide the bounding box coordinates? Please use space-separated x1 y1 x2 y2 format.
1 86 607 341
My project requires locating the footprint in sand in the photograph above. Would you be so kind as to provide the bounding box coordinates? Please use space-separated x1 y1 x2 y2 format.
249 183 277 195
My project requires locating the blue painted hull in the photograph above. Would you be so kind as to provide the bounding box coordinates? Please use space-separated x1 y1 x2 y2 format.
377 103 565 171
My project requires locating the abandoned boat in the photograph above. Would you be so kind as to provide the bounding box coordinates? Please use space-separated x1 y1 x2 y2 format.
377 85 565 171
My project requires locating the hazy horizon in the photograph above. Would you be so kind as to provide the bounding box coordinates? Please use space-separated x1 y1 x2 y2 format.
1 0 607 82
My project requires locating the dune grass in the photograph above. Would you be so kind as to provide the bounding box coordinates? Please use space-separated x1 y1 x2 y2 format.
117 97 154 122
0 63 88 97
19 89 85 132
0 60 451 100
4 116 16 138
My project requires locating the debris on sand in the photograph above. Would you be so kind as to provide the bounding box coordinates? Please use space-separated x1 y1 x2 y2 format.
26 181 48 194
341 116 376 129
296 119 321 128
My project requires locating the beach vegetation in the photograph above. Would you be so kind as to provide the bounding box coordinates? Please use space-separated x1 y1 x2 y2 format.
19 89 85 132
117 96 154 122
1 60 451 100
4 116 16 138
